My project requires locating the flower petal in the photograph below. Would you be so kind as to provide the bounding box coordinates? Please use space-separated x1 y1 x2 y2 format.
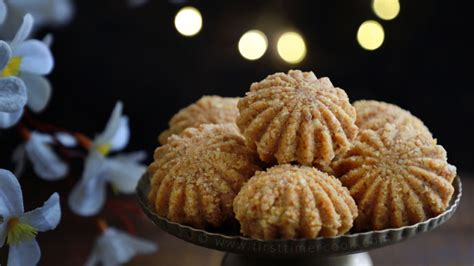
20 73 51 112
0 169 24 220
104 153 146 194
0 77 27 112
0 109 23 128
68 174 107 217
47 0 74 26
8 0 74 27
22 193 60 232
113 150 147 162
94 101 123 145
94 101 123 146
113 228 158 255
0 40 12 70
68 153 107 216
84 247 100 266
7 239 41 266
25 132 68 180
11 144 27 178
10 14 34 49
109 116 130 151
0 0 6 25
55 132 77 147
42 33 53 47
89 227 157 265
14 40 54 75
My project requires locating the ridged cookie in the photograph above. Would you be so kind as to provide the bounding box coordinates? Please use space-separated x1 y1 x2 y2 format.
332 124 456 231
237 70 358 169
159 96 239 144
233 164 358 239
354 100 432 137
149 123 261 228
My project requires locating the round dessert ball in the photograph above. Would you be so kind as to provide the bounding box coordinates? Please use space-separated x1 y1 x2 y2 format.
236 70 358 169
159 96 239 144
332 123 456 231
148 123 261 228
354 100 432 137
233 164 358 240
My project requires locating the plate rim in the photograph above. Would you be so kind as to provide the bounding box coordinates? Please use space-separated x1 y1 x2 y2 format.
137 172 462 256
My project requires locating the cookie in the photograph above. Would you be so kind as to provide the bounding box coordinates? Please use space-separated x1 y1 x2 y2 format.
237 70 358 169
332 124 456 230
149 123 261 228
233 164 357 239
159 96 239 144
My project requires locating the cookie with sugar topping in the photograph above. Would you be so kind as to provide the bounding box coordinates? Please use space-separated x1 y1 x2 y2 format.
233 164 358 240
354 100 432 137
237 70 358 169
159 96 239 144
149 123 261 228
332 123 456 231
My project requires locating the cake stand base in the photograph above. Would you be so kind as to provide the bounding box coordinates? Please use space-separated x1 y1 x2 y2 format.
221 252 373 266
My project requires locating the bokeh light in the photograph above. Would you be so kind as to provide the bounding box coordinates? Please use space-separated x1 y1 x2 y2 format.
357 20 385 51
277 32 306 64
174 6 202 37
238 30 268 60
373 0 400 20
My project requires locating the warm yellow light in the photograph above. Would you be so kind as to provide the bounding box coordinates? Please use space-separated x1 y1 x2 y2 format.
277 32 306 64
373 0 400 20
174 6 202 37
357 20 385 51
238 30 268 60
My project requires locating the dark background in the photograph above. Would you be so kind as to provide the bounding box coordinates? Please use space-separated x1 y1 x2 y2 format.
1 0 472 172
1 1 472 265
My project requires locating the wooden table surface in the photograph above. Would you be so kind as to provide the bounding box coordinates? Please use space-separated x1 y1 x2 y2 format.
2 175 473 266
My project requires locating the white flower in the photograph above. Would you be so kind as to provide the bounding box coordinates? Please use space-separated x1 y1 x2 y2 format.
0 14 54 128
0 169 61 266
92 101 130 153
68 102 146 216
1 0 73 35
0 40 27 128
6 14 53 110
85 227 158 266
12 131 69 180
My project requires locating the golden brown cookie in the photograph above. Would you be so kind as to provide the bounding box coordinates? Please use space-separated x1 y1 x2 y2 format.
332 124 456 231
236 70 358 169
148 123 261 228
354 100 432 137
233 164 358 240
159 96 239 144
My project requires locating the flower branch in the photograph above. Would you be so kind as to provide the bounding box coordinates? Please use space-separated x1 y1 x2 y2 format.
1 8 157 266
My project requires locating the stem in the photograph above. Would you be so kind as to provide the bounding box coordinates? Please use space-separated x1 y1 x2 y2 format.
23 109 70 133
22 109 93 150
118 212 136 235
16 123 31 140
96 218 108 233
18 111 143 236
74 132 93 150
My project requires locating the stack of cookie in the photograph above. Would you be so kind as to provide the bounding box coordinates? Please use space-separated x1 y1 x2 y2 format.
147 70 456 240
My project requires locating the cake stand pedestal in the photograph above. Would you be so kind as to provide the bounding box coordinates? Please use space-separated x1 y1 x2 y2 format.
222 252 372 266
137 174 462 266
